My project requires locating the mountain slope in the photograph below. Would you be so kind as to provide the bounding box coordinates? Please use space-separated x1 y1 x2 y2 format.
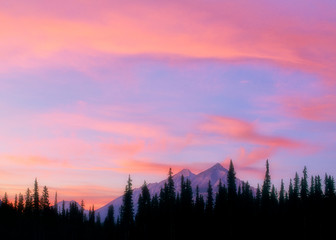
96 162 252 221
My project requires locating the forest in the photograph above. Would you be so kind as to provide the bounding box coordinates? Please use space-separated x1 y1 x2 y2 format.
0 160 335 240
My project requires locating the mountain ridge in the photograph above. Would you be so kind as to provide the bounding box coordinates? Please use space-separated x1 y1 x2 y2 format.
95 162 253 221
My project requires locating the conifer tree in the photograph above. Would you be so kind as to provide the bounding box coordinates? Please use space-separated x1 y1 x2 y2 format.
314 175 323 199
14 194 18 210
237 185 242 198
151 194 159 208
89 205 95 224
300 167 309 201
324 174 335 199
80 200 85 221
215 179 227 213
242 181 252 201
227 160 237 203
293 172 300 201
33 178 40 212
279 179 285 208
136 181 151 238
195 185 205 216
309 176 315 199
2 192 9 205
205 180 213 215
120 175 134 228
25 188 33 213
261 160 271 208
288 179 294 201
97 212 101 226
151 193 159 218
104 204 114 227
270 185 278 207
256 184 261 208
181 177 193 212
18 193 24 214
40 186 50 210
136 181 151 224
62 200 66 218
167 168 175 205
54 191 58 213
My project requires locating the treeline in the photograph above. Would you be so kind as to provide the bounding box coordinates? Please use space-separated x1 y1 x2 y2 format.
0 160 335 240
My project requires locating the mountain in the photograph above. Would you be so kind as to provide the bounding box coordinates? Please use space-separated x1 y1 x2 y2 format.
55 200 89 216
96 162 253 222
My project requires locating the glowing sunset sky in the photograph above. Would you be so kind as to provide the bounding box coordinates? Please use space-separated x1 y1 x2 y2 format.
1 0 336 208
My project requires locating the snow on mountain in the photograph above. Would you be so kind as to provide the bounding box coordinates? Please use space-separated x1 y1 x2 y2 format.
96 162 253 222
191 162 228 193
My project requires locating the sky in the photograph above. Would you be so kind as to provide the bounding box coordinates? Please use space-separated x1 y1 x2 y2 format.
1 0 336 208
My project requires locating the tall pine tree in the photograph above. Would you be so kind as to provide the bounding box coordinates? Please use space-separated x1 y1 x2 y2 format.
279 179 285 209
120 175 134 228
40 186 50 211
227 160 237 203
25 188 33 213
18 193 24 214
300 167 309 201
33 178 40 212
261 160 271 209
205 180 213 216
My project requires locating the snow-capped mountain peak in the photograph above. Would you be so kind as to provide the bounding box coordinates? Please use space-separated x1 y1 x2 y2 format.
173 168 196 180
96 162 251 222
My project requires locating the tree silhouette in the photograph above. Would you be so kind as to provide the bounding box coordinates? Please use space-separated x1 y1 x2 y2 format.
25 188 33 214
205 180 213 215
279 179 285 210
261 160 271 209
293 172 300 202
1 164 336 240
195 185 205 217
301 167 309 202
136 181 151 239
227 160 237 204
54 191 58 213
18 193 24 214
120 175 134 239
40 186 50 211
2 192 9 205
33 178 40 212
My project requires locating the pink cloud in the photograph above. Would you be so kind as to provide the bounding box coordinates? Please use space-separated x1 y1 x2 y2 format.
281 95 336 122
200 115 300 148
1 0 335 86
37 112 164 139
1 155 69 167
35 111 196 154
199 115 305 172
101 140 146 157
